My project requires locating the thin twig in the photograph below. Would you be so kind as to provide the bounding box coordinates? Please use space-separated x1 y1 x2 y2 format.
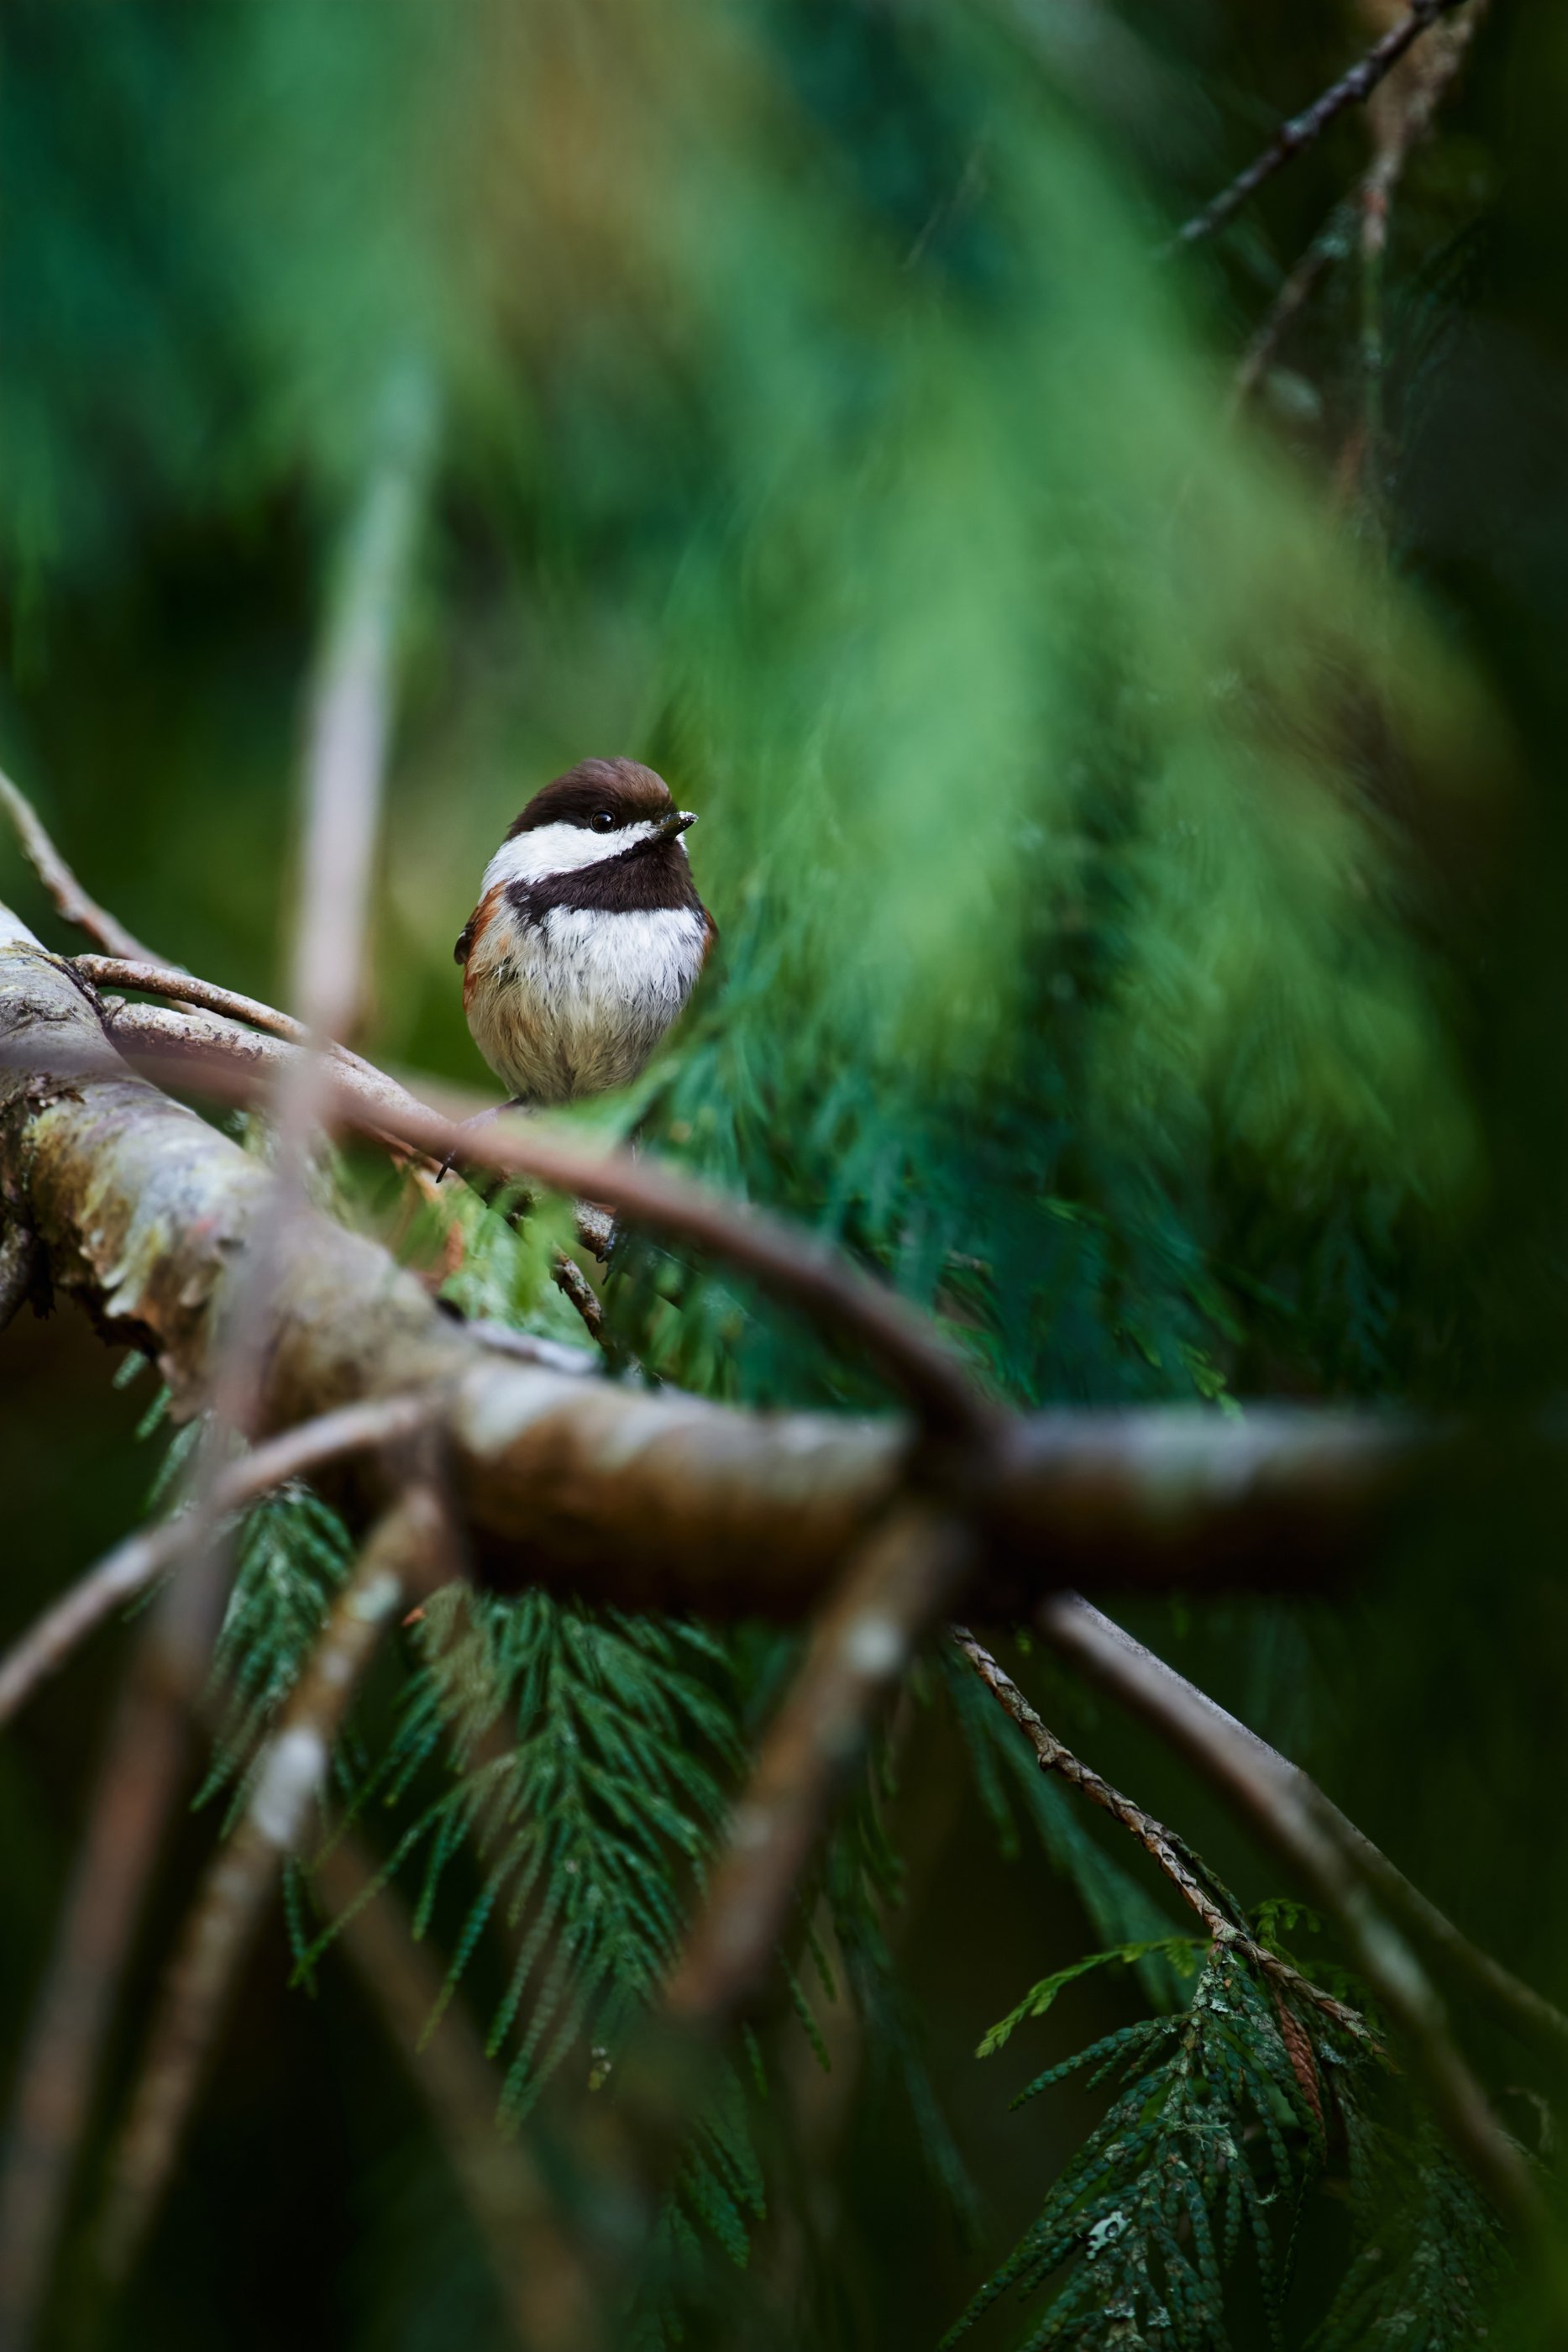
1172 0 1471 249
666 1507 975 2028
98 1488 447 2279
1038 1594 1559 2270
291 370 436 1042
950 1627 1375 2045
76 954 310 1044
0 768 170 965
0 1655 189 2344
462 1319 600 1377
97 996 439 1160
0 1393 437 1730
314 1835 605 2352
1047 1598 1568 2066
551 1250 606 1342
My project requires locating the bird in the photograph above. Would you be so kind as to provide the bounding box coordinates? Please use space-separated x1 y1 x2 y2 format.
454 756 716 1109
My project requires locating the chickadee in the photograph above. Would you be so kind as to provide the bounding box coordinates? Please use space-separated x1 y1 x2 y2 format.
455 757 716 1106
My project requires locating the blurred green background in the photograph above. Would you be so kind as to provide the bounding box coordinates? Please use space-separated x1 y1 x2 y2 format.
5 0 1568 2342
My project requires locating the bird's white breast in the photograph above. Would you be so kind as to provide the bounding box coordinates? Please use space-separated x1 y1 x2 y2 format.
466 896 706 1104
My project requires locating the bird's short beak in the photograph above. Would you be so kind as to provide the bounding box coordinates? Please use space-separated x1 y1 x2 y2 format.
658 809 698 838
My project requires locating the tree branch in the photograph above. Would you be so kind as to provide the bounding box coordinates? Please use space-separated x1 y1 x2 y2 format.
1172 0 1471 249
0 910 1448 1615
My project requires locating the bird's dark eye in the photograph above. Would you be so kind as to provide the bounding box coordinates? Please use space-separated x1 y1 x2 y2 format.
590 810 616 833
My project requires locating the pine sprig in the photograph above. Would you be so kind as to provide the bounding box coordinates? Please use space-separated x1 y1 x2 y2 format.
197 1483 355 1809
1310 2109 1508 2351
353 1586 743 2118
947 1940 1353 2351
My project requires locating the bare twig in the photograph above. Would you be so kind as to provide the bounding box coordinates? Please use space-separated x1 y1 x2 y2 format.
97 996 439 1159
1357 0 1486 499
76 955 311 1045
0 1657 189 2344
0 1393 437 1729
0 768 170 965
462 1320 600 1377
666 1507 975 2028
1172 0 1471 249
1038 1594 1558 2266
291 370 435 1043
551 1249 606 1343
950 1627 1375 2045
98 1488 445 2279
314 1835 605 2352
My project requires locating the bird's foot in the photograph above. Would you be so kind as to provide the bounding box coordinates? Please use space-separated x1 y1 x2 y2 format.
436 1097 532 1184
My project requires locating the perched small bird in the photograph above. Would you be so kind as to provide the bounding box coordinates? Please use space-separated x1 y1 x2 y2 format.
454 757 716 1106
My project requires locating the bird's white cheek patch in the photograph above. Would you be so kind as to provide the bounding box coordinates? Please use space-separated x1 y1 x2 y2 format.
482 821 660 891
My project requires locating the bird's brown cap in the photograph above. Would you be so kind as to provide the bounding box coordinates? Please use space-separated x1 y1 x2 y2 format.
506 759 674 839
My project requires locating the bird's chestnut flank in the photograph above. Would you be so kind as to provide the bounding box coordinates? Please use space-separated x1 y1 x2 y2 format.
454 757 716 1107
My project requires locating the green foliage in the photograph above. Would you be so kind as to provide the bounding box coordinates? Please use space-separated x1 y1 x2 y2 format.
197 1483 355 1809
949 1940 1340 2352
951 1924 1516 2352
977 1940 1204 2061
346 1588 742 2116
1311 2113 1506 2352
